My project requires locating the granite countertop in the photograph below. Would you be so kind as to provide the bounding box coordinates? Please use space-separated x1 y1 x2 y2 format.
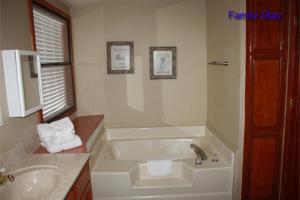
0 153 90 200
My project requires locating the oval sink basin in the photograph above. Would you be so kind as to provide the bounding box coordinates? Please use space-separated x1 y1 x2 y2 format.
0 165 62 200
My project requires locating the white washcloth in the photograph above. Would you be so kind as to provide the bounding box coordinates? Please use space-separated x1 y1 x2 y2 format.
41 135 82 153
147 159 173 177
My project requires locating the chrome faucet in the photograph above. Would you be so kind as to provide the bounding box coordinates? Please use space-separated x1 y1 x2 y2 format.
190 143 207 165
0 167 15 185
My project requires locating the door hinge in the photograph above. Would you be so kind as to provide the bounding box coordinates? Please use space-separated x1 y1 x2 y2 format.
289 98 294 109
294 16 298 27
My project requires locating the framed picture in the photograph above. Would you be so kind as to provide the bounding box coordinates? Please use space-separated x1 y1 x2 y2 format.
150 47 176 79
107 41 134 74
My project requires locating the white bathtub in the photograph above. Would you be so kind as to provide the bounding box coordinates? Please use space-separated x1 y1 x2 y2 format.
107 138 213 161
92 126 235 200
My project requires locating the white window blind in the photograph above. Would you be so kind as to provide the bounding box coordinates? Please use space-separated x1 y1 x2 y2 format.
33 5 74 120
33 8 65 63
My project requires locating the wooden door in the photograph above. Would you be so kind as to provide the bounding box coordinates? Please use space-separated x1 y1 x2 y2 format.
242 0 290 200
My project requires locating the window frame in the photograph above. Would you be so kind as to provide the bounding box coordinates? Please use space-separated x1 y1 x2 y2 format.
28 0 77 122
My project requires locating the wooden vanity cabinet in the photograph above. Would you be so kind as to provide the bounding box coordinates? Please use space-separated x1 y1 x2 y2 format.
65 161 93 200
81 182 93 200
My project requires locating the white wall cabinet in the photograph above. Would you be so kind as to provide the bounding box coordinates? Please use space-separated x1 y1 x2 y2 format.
2 50 43 117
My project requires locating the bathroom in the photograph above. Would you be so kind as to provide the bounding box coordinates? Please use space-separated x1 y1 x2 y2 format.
0 0 299 200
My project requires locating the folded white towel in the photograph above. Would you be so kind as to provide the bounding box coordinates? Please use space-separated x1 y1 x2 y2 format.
51 117 74 131
37 125 75 142
147 159 173 177
37 117 75 141
42 135 82 153
37 124 55 140
36 117 82 153
49 131 76 145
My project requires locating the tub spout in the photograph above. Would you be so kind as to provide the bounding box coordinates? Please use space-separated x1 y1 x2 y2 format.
190 144 207 165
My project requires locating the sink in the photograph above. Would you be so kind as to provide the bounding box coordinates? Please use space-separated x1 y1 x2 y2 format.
0 165 62 200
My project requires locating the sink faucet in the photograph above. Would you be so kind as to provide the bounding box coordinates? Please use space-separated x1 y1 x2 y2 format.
190 143 207 165
0 167 15 185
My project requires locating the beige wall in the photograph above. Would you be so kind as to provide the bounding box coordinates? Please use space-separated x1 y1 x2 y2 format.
206 1 245 199
0 1 3 127
71 0 207 127
207 0 244 151
0 0 68 155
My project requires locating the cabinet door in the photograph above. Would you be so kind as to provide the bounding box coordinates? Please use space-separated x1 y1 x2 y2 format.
73 163 91 197
65 189 76 200
80 182 93 200
242 0 289 200
65 162 92 200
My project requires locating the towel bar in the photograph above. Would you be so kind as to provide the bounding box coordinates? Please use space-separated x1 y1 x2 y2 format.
208 61 229 66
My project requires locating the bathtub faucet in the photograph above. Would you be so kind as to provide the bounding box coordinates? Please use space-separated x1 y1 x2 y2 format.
190 144 207 165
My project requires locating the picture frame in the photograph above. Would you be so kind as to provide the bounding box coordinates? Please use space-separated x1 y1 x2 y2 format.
107 41 134 74
150 46 176 79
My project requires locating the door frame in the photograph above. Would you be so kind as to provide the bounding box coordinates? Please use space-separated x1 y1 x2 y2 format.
280 0 300 198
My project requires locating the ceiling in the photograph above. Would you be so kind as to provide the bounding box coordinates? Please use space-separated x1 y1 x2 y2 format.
59 0 107 7
59 0 184 8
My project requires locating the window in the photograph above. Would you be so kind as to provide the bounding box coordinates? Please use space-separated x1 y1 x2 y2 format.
29 0 76 121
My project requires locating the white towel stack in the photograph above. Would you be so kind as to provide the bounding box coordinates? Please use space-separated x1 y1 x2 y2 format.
37 117 82 153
